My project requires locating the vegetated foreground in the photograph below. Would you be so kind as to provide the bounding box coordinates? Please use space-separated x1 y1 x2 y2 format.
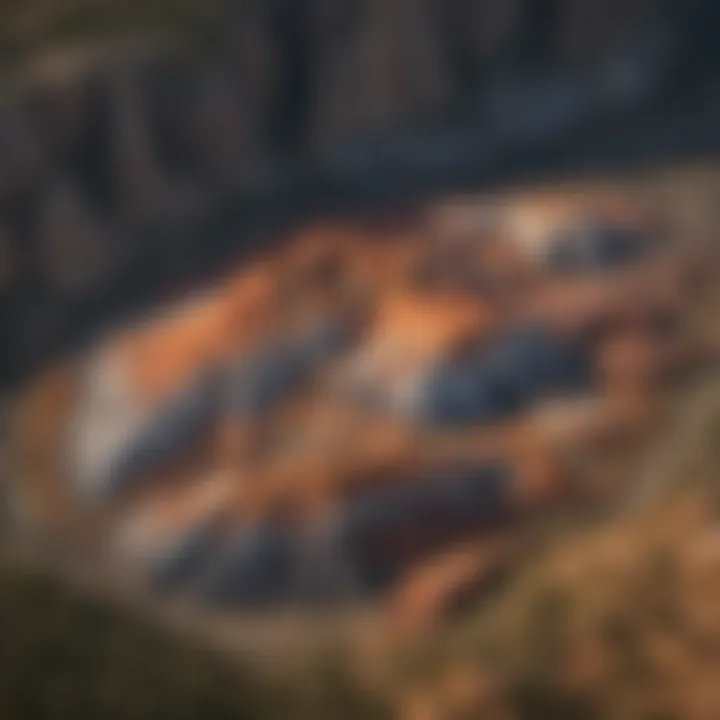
6 163 720 717
0 560 388 719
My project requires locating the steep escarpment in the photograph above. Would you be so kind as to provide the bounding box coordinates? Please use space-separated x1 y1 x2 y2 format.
2 0 719 388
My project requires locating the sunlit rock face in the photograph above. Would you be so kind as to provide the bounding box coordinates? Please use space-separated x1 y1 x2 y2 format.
67 349 153 502
64 289 232 502
335 290 494 419
67 317 350 504
12 180 713 613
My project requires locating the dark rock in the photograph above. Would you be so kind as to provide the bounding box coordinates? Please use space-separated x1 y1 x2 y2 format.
425 324 591 426
224 319 350 416
545 218 645 272
201 524 294 606
325 464 511 591
104 371 220 499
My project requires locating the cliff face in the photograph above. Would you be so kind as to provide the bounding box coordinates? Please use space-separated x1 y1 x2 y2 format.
0 0 718 387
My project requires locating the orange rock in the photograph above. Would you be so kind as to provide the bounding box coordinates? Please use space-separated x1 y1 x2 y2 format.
111 292 235 404
388 539 511 634
367 289 495 359
512 445 566 509
596 328 666 391
11 362 79 535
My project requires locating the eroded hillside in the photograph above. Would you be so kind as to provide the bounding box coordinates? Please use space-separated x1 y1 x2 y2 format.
7 167 719 639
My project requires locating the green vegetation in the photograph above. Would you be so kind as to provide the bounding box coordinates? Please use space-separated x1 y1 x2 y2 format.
0 563 387 719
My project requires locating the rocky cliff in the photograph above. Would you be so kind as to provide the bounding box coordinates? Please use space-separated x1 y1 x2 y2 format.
1 0 719 388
